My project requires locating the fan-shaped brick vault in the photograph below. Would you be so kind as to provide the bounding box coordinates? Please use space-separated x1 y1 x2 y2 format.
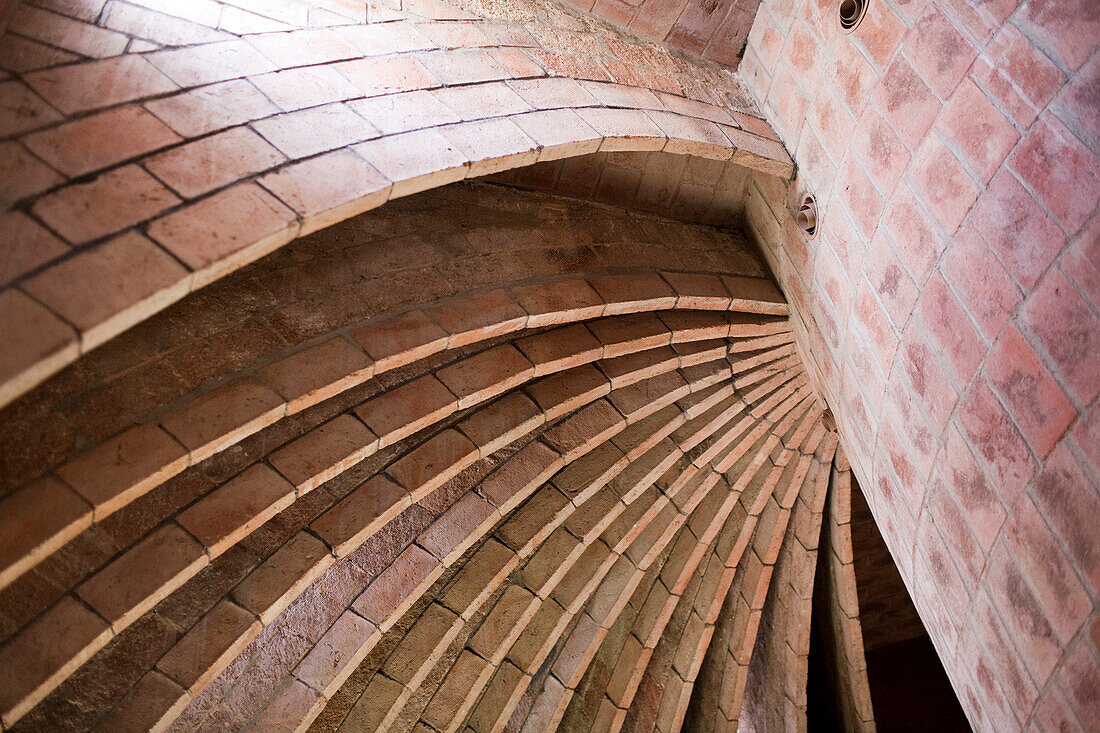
0 0 1096 732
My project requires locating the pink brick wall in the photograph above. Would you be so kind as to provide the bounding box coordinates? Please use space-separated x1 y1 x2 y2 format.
739 0 1099 728
556 0 763 68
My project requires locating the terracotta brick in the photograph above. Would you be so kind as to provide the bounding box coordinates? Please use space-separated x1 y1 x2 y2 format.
589 313 672 358
512 108 605 162
436 344 535 408
511 278 605 327
339 55 439 100
873 55 940 150
0 288 78 406
441 117 540 176
311 475 410 557
590 272 677 315
248 28 360 68
144 79 280 138
940 222 1022 340
147 182 299 288
144 126 285 200
261 149 391 235
24 55 177 114
458 391 544 456
353 542 439 626
915 271 985 387
935 78 1020 184
340 673 405 731
349 88 461 135
244 678 323 733
851 0 907 70
23 105 181 178
0 595 113 728
904 4 978 98
984 325 1076 457
420 492 499 562
516 323 603 376
352 310 449 373
1016 0 1099 70
335 20 435 55
423 649 488 728
956 380 1037 504
233 531 335 624
428 289 527 347
249 65 359 114
576 107 666 152
262 337 374 412
355 374 457 447
77 523 207 631
253 103 379 160
94 670 189 733
33 165 181 245
10 3 126 58
56 423 188 518
479 440 562 511
1021 268 1100 404
1010 112 1100 233
353 128 469 198
146 40 276 87
177 463 295 555
22 231 190 350
269 413 378 493
157 599 260 692
973 24 1065 128
0 142 64 208
386 428 478 497
294 610 378 697
907 136 980 234
160 377 284 461
0 476 92 591
416 48 507 85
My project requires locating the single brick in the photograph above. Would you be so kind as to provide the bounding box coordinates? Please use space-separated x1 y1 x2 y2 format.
160 377 285 462
0 595 113 728
262 337 374 413
77 523 207 632
56 423 188 519
157 599 260 692
386 428 478 498
0 476 92 590
436 344 534 408
353 543 439 627
294 610 378 697
176 463 295 556
352 309 449 373
311 475 410 557
354 374 458 447
268 413 378 493
233 531 335 625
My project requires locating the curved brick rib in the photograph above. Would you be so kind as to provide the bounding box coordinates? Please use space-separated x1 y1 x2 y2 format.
0 274 792 598
0 0 791 413
0 275 787 595
0 326 778 729
315 361 810 733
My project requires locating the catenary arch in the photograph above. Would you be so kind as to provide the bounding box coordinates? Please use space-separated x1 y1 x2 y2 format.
0 0 792 411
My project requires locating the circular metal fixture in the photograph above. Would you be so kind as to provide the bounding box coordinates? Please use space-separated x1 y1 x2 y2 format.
797 194 818 238
839 0 868 32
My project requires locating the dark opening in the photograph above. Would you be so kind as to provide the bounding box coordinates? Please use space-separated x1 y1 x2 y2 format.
807 477 970 731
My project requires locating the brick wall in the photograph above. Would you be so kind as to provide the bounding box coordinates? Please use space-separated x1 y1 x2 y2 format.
740 0 1099 728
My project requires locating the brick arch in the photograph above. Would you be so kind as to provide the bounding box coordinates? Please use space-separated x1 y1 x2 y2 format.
0 0 792 413
0 184 880 733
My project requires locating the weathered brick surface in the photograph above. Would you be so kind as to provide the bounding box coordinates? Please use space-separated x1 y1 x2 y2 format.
741 0 1099 727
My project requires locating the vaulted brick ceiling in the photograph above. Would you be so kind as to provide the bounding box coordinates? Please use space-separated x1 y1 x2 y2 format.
0 0 1097 731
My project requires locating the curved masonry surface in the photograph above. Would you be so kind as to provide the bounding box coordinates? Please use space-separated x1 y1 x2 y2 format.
0 0 792 411
0 185 871 732
1 0 1096 731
